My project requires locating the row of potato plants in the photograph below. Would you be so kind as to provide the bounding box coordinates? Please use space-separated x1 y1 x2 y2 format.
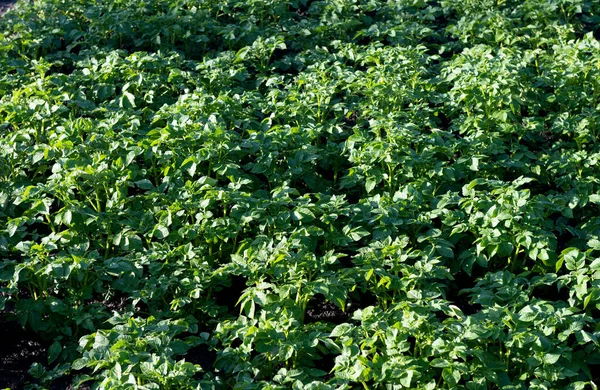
1 0 600 388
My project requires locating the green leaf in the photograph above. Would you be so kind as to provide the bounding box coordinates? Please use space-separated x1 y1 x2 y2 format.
543 353 560 364
365 178 376 193
234 47 250 63
96 84 115 101
565 382 588 390
121 91 136 108
442 367 460 387
135 179 154 190
437 245 454 258
187 162 197 177
589 194 600 204
63 210 72 225
583 290 598 309
588 239 600 250
29 362 46 379
292 207 315 222
579 330 597 344
446 305 465 320
343 226 370 241
330 323 353 337
7 221 18 237
431 358 450 368
32 149 44 164
115 362 122 380
127 234 143 250
93 333 109 350
48 341 62 364
154 225 169 239
556 256 565 272
472 350 506 370
518 306 537 322
562 247 585 270
399 370 414 387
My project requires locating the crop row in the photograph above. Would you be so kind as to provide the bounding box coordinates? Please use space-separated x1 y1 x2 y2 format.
1 0 600 388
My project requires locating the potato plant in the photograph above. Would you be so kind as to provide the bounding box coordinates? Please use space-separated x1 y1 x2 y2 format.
1 0 600 388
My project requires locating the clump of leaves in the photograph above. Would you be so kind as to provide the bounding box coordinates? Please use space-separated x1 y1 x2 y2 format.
1 0 600 388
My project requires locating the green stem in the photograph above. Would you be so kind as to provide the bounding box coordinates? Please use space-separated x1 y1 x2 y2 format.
510 243 520 273
104 226 111 259
45 214 56 233
95 190 102 213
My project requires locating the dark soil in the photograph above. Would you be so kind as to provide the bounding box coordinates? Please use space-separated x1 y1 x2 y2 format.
0 309 92 390
186 343 217 373
313 352 335 382
305 296 349 324
213 275 248 312
0 312 48 390
0 0 15 17
49 372 92 390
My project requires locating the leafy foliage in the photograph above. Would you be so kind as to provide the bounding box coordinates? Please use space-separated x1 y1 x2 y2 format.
1 0 600 388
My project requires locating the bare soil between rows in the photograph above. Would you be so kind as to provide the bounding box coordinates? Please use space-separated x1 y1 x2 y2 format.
0 312 48 389
0 0 15 17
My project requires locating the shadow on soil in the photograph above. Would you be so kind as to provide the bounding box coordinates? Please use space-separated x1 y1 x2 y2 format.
0 312 48 390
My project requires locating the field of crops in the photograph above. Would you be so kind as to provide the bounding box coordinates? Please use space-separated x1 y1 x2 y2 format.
1 0 600 388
